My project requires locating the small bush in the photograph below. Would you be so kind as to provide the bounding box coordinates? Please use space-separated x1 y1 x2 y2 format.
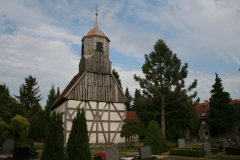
225 146 240 155
170 148 206 157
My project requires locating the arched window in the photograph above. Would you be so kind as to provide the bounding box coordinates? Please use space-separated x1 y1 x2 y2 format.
96 42 103 51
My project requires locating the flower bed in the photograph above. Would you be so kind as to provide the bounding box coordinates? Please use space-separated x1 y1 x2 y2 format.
170 148 206 157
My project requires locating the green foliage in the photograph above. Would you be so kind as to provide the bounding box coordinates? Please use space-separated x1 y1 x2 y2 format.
0 84 13 124
112 69 122 89
0 117 9 145
67 108 91 160
125 87 133 111
211 148 219 154
144 120 167 154
29 139 38 157
26 103 42 121
56 87 60 99
207 73 236 137
120 118 145 142
8 115 30 147
41 111 64 160
45 85 57 122
14 75 43 112
29 110 47 142
225 146 240 155
93 155 102 160
134 39 198 137
170 148 206 157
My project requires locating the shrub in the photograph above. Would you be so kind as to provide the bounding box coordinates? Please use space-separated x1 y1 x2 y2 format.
8 115 30 147
41 111 64 160
0 117 9 145
170 148 206 157
29 139 38 157
67 108 91 160
225 146 240 155
211 148 219 154
144 120 167 154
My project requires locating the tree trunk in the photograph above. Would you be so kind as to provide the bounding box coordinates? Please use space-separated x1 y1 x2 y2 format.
161 97 165 137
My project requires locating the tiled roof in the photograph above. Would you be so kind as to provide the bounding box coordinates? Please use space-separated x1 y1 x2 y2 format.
126 111 138 120
50 75 78 110
86 28 105 36
196 99 240 119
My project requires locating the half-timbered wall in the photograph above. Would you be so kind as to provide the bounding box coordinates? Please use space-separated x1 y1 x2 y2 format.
67 72 126 103
64 100 125 144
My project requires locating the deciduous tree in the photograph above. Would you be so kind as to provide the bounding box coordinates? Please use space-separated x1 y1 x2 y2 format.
134 39 197 137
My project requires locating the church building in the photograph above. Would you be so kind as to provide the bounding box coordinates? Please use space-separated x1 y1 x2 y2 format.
50 12 127 145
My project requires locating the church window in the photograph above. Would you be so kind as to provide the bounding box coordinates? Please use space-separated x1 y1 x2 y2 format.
96 42 103 51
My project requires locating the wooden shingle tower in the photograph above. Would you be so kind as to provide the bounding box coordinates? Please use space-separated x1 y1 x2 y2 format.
50 11 127 145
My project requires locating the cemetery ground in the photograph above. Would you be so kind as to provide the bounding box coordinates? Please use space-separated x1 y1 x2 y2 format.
31 141 240 160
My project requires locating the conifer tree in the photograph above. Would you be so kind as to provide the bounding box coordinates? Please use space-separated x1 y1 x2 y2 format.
14 75 42 112
41 111 64 160
125 87 133 111
134 39 197 137
45 85 57 122
207 73 236 137
144 120 167 154
112 69 122 89
67 108 91 160
56 87 60 99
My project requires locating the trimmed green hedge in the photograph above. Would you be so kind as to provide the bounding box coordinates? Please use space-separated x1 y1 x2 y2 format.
170 148 206 157
225 146 240 155
211 148 219 154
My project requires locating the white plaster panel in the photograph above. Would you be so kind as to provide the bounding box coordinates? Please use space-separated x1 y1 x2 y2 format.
99 102 107 110
89 133 96 143
66 132 70 143
87 122 92 131
110 112 122 121
89 101 97 109
101 122 108 131
66 113 70 120
85 110 96 120
101 112 109 120
89 122 96 131
53 102 65 113
67 121 72 130
62 114 65 122
110 122 120 131
98 133 106 143
68 109 75 115
68 100 82 108
71 112 77 119
113 103 125 110
110 133 125 143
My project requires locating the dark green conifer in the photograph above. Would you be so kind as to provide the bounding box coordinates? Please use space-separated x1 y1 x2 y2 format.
112 69 122 89
207 73 236 137
67 108 91 160
41 111 64 160
144 120 167 154
125 87 133 111
45 85 57 122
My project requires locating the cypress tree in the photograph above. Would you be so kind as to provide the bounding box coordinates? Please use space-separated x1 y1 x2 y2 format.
45 85 57 122
112 69 122 89
207 73 236 137
41 111 64 160
144 120 167 154
67 108 91 160
56 87 60 99
125 87 133 111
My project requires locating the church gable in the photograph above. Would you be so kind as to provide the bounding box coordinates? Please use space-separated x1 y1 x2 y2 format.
66 72 127 103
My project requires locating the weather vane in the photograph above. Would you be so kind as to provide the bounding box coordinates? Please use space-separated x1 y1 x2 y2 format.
96 5 99 16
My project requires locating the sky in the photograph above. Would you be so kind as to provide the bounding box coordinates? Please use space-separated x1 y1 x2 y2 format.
0 0 240 108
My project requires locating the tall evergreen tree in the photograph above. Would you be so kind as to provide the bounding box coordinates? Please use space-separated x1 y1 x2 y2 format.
125 87 133 111
14 75 42 112
45 85 57 122
134 39 197 137
41 111 64 160
112 69 122 89
56 87 60 99
0 84 12 124
207 73 236 137
67 108 91 160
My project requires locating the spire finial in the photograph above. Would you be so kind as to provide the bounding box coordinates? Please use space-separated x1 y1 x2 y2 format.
95 6 99 28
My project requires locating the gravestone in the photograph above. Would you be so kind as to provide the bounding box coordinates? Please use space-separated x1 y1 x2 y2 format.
202 142 212 155
104 149 119 160
221 139 228 150
64 152 69 160
0 139 15 155
111 144 116 150
178 139 185 148
235 136 239 139
204 137 208 143
139 146 151 160
236 139 240 146
207 138 215 145
12 146 30 160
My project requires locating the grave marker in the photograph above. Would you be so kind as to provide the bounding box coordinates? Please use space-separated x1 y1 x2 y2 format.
139 146 152 160
178 139 185 148
221 139 228 150
202 142 212 155
0 139 15 155
104 149 119 160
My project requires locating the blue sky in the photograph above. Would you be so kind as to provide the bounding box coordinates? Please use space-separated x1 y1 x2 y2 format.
0 0 240 107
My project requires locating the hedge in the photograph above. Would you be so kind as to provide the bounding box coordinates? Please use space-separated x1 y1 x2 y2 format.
211 148 219 154
225 146 240 155
170 148 206 157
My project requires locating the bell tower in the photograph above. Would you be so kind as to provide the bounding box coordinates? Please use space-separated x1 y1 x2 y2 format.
79 11 111 76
